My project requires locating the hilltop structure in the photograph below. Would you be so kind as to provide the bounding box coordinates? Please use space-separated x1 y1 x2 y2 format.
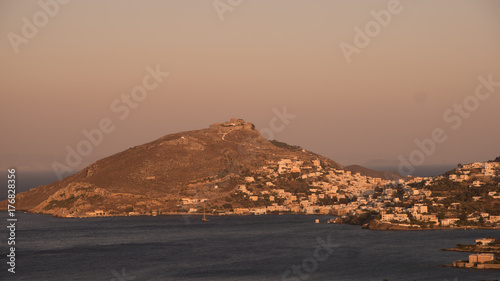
209 118 255 131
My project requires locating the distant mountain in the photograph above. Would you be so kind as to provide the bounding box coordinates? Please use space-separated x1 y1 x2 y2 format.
0 119 343 217
489 156 500 163
344 165 405 180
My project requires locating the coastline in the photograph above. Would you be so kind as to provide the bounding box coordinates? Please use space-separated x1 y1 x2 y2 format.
442 248 500 254
332 218 500 231
26 211 499 233
441 264 500 270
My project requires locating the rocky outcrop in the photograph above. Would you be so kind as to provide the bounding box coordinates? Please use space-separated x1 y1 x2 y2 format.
362 220 422 230
209 118 255 131
30 182 110 216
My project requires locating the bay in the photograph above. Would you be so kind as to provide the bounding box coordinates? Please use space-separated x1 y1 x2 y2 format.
1 213 499 281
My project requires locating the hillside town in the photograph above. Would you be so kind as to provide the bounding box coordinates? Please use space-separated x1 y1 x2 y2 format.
180 157 500 229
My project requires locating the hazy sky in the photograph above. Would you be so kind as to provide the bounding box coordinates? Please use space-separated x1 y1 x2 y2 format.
1 0 500 176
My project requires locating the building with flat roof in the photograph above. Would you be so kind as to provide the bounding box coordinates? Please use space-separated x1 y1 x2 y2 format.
469 253 495 264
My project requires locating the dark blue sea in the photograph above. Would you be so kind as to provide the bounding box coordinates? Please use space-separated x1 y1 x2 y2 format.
0 213 499 281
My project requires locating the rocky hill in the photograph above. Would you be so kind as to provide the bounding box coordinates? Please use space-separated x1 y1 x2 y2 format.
0 119 343 217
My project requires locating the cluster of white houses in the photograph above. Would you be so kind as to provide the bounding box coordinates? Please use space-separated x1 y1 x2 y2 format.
441 162 500 189
84 158 499 221
176 158 500 227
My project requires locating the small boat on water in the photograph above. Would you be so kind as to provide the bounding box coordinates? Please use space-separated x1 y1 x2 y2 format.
202 204 209 222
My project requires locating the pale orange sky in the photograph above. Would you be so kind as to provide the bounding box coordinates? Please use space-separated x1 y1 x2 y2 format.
1 0 500 175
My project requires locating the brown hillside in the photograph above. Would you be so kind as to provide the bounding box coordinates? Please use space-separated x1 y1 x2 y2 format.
0 119 342 216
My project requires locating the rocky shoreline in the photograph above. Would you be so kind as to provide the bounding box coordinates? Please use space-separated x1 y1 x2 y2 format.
330 216 500 231
442 248 500 254
365 222 500 231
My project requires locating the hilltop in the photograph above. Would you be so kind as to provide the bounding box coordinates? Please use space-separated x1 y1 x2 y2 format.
0 119 344 217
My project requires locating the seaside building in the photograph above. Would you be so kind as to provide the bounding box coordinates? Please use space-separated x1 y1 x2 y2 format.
476 238 495 245
86 210 107 217
469 253 495 264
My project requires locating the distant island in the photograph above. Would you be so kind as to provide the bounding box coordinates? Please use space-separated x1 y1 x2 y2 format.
1 118 499 230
